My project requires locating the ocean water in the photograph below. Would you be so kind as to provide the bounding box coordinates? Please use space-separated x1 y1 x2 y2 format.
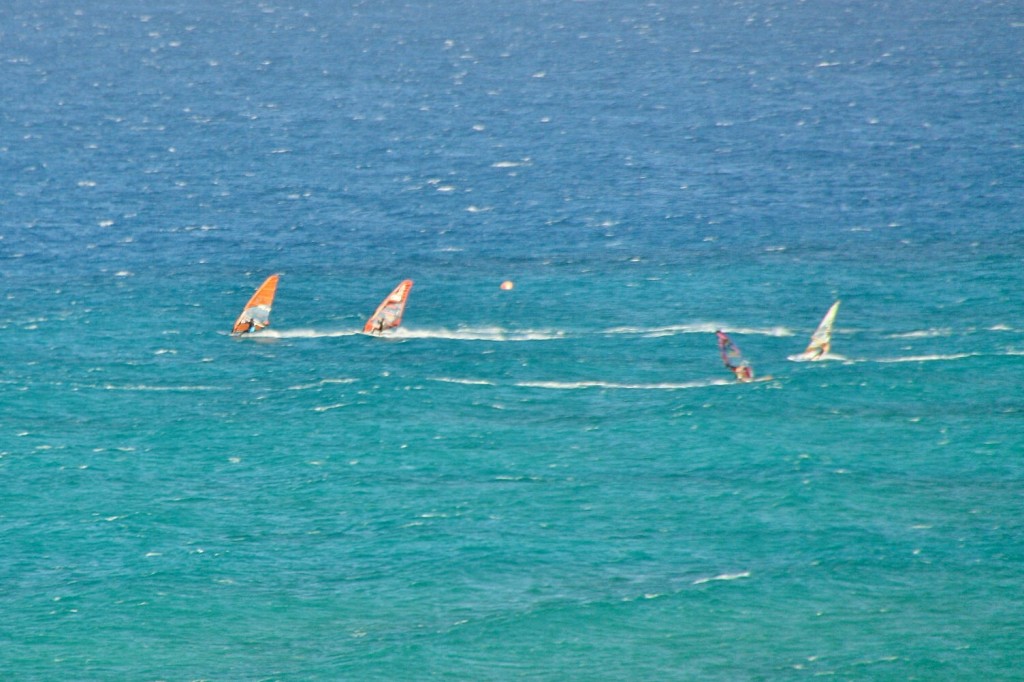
2 0 1023 679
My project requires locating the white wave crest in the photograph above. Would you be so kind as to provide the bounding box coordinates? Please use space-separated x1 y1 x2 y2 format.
102 383 222 392
692 571 751 585
875 353 976 363
391 326 566 341
313 403 349 412
515 379 733 391
430 377 498 386
605 323 792 337
288 378 358 390
787 352 847 363
886 328 954 339
492 158 531 168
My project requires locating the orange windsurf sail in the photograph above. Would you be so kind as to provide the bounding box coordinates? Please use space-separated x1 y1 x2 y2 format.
363 279 413 334
232 274 280 335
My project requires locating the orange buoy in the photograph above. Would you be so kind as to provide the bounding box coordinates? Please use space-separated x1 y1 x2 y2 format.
500 280 514 290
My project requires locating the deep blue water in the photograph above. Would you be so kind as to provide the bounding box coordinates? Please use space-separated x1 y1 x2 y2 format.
2 0 1023 679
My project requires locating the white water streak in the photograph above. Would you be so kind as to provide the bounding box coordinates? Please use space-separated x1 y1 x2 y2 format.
886 328 954 339
257 328 361 339
101 383 223 392
313 403 349 412
431 377 498 386
391 327 566 341
873 353 976 363
605 323 793 337
515 379 733 391
692 571 751 585
288 378 358 390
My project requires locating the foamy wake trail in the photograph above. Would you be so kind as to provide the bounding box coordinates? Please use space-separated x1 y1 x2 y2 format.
692 571 751 585
429 377 734 390
873 352 977 363
392 326 566 341
787 352 848 363
605 323 792 338
258 328 362 339
259 325 797 341
791 352 994 364
515 378 734 390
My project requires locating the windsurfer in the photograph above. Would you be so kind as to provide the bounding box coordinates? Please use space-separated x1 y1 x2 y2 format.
231 274 279 336
717 330 756 382
791 300 840 361
362 280 413 335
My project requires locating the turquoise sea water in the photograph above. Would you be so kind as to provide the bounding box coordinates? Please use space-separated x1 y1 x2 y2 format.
3 0 1023 679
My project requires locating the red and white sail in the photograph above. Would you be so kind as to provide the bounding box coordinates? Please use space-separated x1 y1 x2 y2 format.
363 280 413 334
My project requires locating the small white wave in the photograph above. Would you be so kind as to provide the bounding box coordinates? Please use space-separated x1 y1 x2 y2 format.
392 327 566 342
731 325 793 337
491 158 531 168
515 379 732 391
102 384 222 392
288 378 358 390
605 324 792 337
875 353 975 363
692 571 750 585
788 352 846 363
887 328 953 339
430 377 497 386
313 403 349 412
